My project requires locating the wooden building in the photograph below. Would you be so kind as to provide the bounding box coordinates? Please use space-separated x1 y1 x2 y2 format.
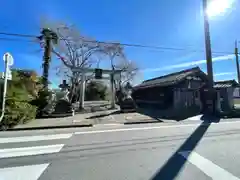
132 67 210 117
132 66 240 118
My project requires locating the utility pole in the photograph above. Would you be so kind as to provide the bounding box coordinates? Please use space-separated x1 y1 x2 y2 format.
203 0 214 87
40 28 58 90
234 40 240 97
202 0 220 114
42 35 51 90
235 40 240 83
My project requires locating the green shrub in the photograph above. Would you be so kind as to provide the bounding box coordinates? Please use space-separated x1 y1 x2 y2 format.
54 99 72 114
2 100 37 128
85 81 107 101
0 69 39 128
30 89 50 117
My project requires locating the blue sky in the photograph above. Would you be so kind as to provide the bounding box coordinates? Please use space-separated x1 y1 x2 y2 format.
0 0 240 87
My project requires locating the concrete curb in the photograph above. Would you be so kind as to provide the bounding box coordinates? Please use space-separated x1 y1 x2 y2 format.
5 124 93 131
123 121 163 125
4 120 167 131
93 121 164 126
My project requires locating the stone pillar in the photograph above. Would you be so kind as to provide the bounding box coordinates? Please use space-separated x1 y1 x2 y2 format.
79 73 85 109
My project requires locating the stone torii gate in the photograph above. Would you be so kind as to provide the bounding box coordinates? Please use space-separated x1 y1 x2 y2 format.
71 67 122 109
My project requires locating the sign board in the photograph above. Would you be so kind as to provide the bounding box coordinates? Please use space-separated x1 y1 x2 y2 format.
95 68 103 79
3 52 14 66
2 69 12 80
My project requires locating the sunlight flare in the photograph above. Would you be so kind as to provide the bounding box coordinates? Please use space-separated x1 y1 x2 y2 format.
206 0 235 17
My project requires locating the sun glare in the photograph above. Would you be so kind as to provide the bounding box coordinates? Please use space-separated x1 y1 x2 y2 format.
206 0 235 17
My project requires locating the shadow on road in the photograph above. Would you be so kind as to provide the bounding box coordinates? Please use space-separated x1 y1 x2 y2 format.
151 116 219 180
136 109 177 121
136 107 201 122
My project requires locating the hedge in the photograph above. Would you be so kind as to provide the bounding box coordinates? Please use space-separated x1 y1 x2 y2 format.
1 100 37 128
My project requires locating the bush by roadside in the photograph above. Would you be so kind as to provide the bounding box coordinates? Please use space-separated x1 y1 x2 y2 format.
1 100 37 128
30 89 51 117
0 69 39 129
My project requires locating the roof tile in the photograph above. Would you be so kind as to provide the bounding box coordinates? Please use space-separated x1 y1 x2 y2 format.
134 66 204 89
214 80 239 88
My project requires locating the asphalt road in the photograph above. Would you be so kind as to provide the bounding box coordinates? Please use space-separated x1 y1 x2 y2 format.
1 119 240 179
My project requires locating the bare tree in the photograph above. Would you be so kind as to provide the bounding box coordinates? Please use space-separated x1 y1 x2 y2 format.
40 18 139 106
95 43 139 106
115 59 138 88
99 43 138 89
40 20 106 103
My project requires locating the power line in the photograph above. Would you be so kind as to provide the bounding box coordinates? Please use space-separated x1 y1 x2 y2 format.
93 40 233 55
0 37 37 43
0 32 36 38
57 36 233 54
0 31 235 54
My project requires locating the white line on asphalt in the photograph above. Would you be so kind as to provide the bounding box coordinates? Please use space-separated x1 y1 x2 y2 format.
0 133 73 144
93 124 123 126
0 163 49 180
179 151 240 180
0 144 64 159
75 124 197 134
187 115 203 121
74 120 240 135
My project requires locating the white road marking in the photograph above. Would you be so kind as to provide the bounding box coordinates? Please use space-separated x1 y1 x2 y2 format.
74 120 240 135
75 124 197 134
187 115 203 121
0 133 73 144
179 151 240 180
125 116 133 120
0 163 49 180
0 144 64 159
94 124 123 126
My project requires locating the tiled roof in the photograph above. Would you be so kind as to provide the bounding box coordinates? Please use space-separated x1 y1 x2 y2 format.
133 66 206 89
214 80 239 88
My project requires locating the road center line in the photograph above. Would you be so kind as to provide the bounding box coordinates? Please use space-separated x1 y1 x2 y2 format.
74 120 240 135
179 151 240 180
